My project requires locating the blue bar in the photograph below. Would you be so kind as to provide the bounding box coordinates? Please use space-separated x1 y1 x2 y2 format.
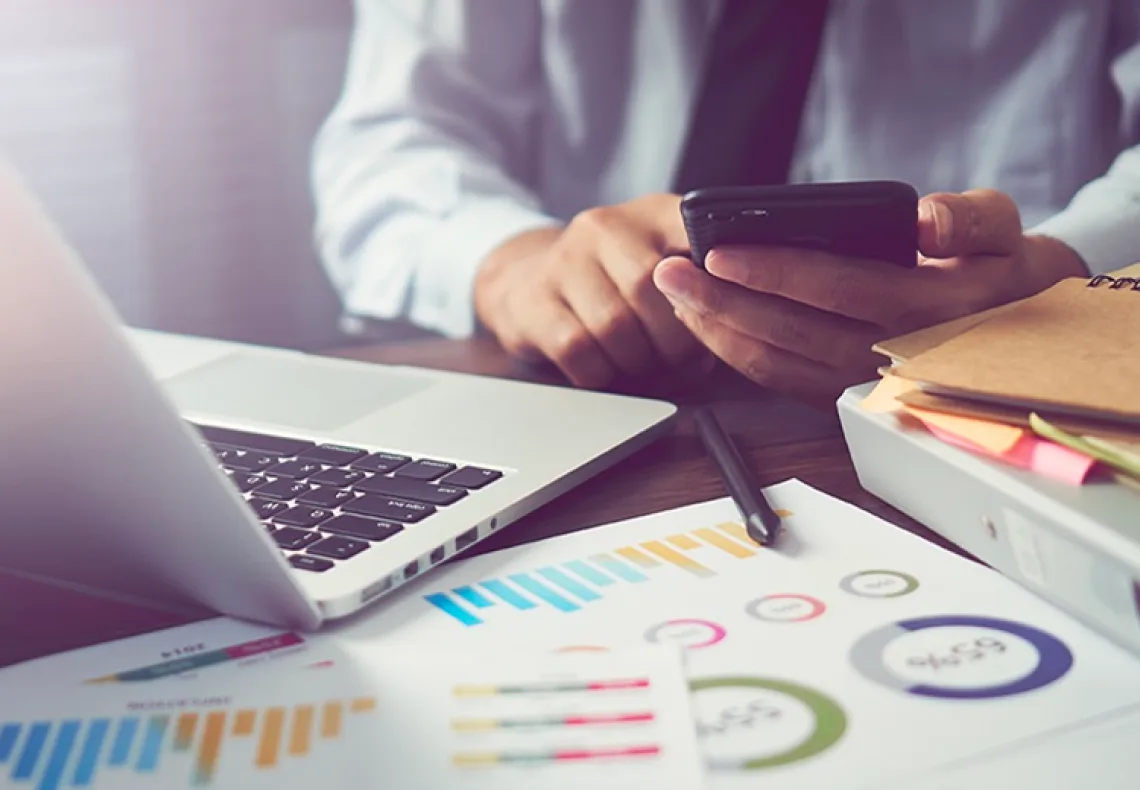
453 586 494 609
135 717 167 773
592 554 648 583
12 722 51 780
0 724 20 763
424 593 483 626
480 580 536 610
508 573 579 612
38 721 79 790
108 718 139 767
538 567 601 601
72 719 110 787
564 560 614 587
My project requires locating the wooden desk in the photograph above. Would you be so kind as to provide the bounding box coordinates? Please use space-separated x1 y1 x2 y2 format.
0 338 949 669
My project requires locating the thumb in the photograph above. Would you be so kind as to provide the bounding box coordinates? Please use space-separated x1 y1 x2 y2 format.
917 189 1023 259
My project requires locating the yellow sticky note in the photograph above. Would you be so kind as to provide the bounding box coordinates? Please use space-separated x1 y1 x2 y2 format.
860 375 918 413
904 406 1027 455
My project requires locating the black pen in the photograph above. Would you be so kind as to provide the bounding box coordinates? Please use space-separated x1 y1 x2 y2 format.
693 406 782 546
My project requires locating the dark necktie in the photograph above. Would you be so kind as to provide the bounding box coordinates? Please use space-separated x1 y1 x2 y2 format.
672 0 831 193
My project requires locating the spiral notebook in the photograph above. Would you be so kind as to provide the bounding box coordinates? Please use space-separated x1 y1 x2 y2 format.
893 268 1140 427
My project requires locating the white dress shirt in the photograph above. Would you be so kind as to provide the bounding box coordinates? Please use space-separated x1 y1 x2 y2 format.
312 0 1140 339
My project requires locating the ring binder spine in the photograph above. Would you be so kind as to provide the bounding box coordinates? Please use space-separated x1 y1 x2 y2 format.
1087 274 1140 291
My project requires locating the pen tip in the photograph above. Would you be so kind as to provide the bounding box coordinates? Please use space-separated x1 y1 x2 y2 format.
746 514 775 546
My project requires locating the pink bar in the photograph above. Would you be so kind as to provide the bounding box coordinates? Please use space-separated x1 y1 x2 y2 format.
554 745 661 761
565 712 655 726
585 679 650 692
223 633 304 660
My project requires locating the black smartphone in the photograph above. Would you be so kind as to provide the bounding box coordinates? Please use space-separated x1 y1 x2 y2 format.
680 181 918 269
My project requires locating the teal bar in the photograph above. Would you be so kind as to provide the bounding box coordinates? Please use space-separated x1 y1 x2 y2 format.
71 719 110 787
12 722 50 780
453 586 493 609
0 724 20 763
424 593 482 626
538 567 601 601
480 580 536 610
508 573 579 612
591 554 648 583
135 717 167 773
564 560 614 587
114 651 230 682
108 718 139 767
38 720 79 790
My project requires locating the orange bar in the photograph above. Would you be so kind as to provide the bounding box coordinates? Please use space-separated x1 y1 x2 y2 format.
255 708 286 768
194 711 227 784
640 540 715 577
233 710 257 737
173 713 198 752
667 534 701 550
350 697 377 714
695 526 755 558
776 509 792 518
715 522 756 547
288 705 314 757
320 702 343 739
615 546 659 568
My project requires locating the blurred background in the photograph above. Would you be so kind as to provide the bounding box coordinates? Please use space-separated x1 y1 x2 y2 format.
0 0 355 350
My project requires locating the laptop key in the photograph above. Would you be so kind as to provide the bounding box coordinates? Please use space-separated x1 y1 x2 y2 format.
295 485 357 509
193 424 315 457
342 494 435 523
289 555 334 573
249 497 290 520
214 447 276 472
321 514 403 542
308 536 370 560
252 478 313 500
308 468 368 488
264 460 325 480
439 466 503 489
355 476 467 506
393 459 456 481
351 452 411 474
273 506 334 529
225 470 267 493
273 527 321 551
297 444 368 466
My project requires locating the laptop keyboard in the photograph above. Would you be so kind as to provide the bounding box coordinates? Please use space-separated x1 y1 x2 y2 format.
192 424 503 573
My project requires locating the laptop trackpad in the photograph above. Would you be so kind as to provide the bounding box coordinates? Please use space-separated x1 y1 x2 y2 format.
164 352 433 433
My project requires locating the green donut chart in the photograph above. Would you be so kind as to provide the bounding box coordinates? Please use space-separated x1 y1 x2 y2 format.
690 676 847 771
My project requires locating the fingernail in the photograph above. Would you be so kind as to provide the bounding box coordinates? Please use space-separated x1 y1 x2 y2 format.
706 250 747 283
654 265 695 309
932 202 953 249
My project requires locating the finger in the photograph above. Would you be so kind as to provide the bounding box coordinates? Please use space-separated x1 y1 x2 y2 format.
917 189 1023 259
654 257 882 369
672 304 853 404
559 257 662 377
701 246 927 327
515 293 617 389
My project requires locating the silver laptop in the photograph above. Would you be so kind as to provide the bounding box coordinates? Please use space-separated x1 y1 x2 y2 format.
0 160 676 631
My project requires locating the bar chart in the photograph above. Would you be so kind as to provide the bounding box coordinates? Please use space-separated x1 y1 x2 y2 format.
0 696 376 789
423 517 787 627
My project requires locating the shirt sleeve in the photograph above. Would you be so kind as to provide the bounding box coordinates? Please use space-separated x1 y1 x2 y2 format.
311 0 560 338
1029 3 1140 276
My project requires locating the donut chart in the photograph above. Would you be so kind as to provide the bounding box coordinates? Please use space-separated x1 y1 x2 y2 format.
850 615 1074 700
644 619 727 650
690 677 847 771
746 594 827 623
840 570 920 598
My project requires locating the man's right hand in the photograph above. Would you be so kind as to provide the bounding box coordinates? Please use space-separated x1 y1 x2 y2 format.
474 193 701 388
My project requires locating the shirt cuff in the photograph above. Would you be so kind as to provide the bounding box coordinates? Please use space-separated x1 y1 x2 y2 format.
1029 200 1140 278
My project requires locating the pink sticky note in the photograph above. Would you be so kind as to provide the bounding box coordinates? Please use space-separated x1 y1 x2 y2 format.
924 424 1096 485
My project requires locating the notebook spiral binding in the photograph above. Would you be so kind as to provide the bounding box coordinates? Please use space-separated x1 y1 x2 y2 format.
1087 274 1140 291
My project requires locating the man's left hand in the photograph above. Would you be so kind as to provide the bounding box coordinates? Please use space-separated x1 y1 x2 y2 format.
653 189 1087 407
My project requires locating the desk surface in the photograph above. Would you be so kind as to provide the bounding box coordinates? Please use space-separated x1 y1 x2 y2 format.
1 337 950 668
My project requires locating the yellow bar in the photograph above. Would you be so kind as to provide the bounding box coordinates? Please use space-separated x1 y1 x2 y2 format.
451 719 497 732
453 685 495 698
174 713 198 752
715 522 756 547
255 708 286 768
233 710 257 737
667 534 701 550
640 540 715 577
320 702 343 739
695 526 755 558
195 711 227 784
615 546 659 568
350 697 377 714
453 753 499 768
288 705 314 757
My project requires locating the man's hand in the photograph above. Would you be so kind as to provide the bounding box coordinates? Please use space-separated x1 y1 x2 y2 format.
475 194 700 388
652 189 1088 406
